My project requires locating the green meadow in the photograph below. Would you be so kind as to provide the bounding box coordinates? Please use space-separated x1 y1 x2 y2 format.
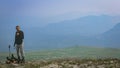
1 46 120 61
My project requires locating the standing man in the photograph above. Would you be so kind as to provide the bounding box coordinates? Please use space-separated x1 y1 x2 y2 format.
14 25 25 63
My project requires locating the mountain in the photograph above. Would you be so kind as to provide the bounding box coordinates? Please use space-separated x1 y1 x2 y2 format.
23 15 120 50
100 23 120 47
40 15 117 36
0 15 120 51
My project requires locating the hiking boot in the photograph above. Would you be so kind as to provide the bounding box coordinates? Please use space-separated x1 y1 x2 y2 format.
21 57 25 63
17 56 20 64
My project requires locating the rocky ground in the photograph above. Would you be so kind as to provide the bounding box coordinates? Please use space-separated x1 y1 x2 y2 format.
0 58 120 68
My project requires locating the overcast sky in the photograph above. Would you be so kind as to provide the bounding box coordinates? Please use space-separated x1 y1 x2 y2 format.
1 0 120 16
0 0 120 27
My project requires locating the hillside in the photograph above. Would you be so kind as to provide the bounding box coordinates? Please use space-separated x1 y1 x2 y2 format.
40 15 115 36
100 23 120 47
1 46 120 61
0 46 120 68
26 46 120 61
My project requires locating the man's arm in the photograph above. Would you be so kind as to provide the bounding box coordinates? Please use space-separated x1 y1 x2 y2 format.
14 41 16 47
21 31 24 39
14 32 16 47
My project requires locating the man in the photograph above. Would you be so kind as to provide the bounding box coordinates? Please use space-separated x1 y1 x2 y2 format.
14 25 25 63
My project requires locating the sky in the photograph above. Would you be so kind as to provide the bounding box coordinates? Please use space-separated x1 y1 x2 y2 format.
0 0 120 36
0 0 120 51
0 0 120 27
1 0 120 16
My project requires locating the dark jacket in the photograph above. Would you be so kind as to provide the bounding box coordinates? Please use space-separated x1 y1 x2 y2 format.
14 30 24 45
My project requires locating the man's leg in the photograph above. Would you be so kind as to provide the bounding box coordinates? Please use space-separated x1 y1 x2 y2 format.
20 43 25 63
16 45 20 63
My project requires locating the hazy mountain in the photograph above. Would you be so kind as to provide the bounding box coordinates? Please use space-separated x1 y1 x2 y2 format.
100 23 120 47
0 15 120 51
23 15 120 50
40 15 117 36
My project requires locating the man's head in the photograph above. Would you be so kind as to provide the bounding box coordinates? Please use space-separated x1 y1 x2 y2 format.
16 25 20 31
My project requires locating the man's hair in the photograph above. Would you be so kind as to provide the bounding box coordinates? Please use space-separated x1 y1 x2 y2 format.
16 25 20 28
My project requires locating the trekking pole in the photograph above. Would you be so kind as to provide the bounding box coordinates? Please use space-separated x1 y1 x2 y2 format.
8 45 11 58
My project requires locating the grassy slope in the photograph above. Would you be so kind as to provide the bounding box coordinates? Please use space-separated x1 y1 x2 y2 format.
0 52 9 61
0 46 120 61
0 46 120 68
25 46 120 61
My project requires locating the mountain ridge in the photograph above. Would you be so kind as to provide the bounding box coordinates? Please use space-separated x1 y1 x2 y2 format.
0 15 120 51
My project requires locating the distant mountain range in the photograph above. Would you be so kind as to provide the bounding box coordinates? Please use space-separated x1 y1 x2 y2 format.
0 15 120 51
23 16 120 50
99 23 120 47
39 15 117 36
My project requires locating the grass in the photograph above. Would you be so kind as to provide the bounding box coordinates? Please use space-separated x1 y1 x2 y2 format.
1 46 120 61
25 46 120 61
0 46 120 68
